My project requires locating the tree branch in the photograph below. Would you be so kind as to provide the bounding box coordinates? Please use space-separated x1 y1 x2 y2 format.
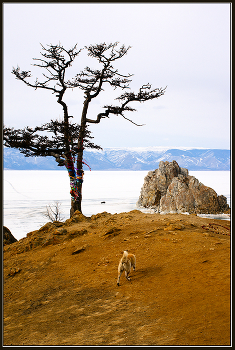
86 84 166 126
3 121 101 160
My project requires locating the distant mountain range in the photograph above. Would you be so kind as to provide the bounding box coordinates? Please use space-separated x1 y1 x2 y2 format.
3 147 230 171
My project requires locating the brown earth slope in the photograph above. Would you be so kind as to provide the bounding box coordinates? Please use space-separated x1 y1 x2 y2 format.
3 210 231 346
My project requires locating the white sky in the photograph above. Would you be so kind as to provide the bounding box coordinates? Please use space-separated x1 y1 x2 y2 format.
3 3 231 149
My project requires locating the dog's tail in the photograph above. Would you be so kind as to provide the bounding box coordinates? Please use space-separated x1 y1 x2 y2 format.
122 250 128 262
123 250 128 258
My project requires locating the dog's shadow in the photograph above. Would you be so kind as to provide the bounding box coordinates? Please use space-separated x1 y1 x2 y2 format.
130 265 162 281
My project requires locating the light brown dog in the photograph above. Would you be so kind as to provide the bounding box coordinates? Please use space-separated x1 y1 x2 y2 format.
117 250 136 286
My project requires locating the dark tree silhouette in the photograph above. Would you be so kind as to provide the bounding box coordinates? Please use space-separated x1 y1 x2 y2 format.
4 42 166 216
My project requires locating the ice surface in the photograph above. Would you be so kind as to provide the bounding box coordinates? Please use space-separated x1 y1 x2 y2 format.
3 170 230 240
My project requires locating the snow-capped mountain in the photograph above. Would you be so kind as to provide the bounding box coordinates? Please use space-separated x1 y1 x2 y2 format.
3 147 230 171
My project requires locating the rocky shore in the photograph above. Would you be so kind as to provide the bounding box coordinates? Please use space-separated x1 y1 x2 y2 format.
3 209 230 346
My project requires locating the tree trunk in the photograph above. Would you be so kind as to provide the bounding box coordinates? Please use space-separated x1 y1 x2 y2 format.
70 97 90 217
64 151 79 217
70 197 82 217
71 130 85 216
69 153 84 217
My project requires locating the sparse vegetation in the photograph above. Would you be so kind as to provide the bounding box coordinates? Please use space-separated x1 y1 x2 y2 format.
44 201 64 222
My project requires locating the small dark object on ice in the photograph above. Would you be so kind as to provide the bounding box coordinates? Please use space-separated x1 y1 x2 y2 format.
101 201 106 204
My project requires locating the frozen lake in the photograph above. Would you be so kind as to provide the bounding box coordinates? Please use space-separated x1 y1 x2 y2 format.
3 170 230 240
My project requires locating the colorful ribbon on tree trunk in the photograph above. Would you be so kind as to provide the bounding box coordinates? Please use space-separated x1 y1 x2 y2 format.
65 153 90 202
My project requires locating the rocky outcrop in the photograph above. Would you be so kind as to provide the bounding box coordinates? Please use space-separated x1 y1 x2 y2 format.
137 160 229 214
3 211 91 254
3 226 18 245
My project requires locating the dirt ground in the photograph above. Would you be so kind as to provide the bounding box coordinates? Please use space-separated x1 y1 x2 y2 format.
3 210 231 346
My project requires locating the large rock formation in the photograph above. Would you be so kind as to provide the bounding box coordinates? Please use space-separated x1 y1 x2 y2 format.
137 160 229 214
3 226 18 246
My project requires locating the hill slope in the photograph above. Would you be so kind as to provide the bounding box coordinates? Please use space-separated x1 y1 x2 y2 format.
3 147 230 171
4 210 230 346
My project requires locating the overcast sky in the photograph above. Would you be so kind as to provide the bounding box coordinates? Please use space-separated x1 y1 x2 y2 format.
3 3 231 149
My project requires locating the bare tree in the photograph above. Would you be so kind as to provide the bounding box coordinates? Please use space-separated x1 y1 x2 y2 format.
44 201 64 222
4 42 166 217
